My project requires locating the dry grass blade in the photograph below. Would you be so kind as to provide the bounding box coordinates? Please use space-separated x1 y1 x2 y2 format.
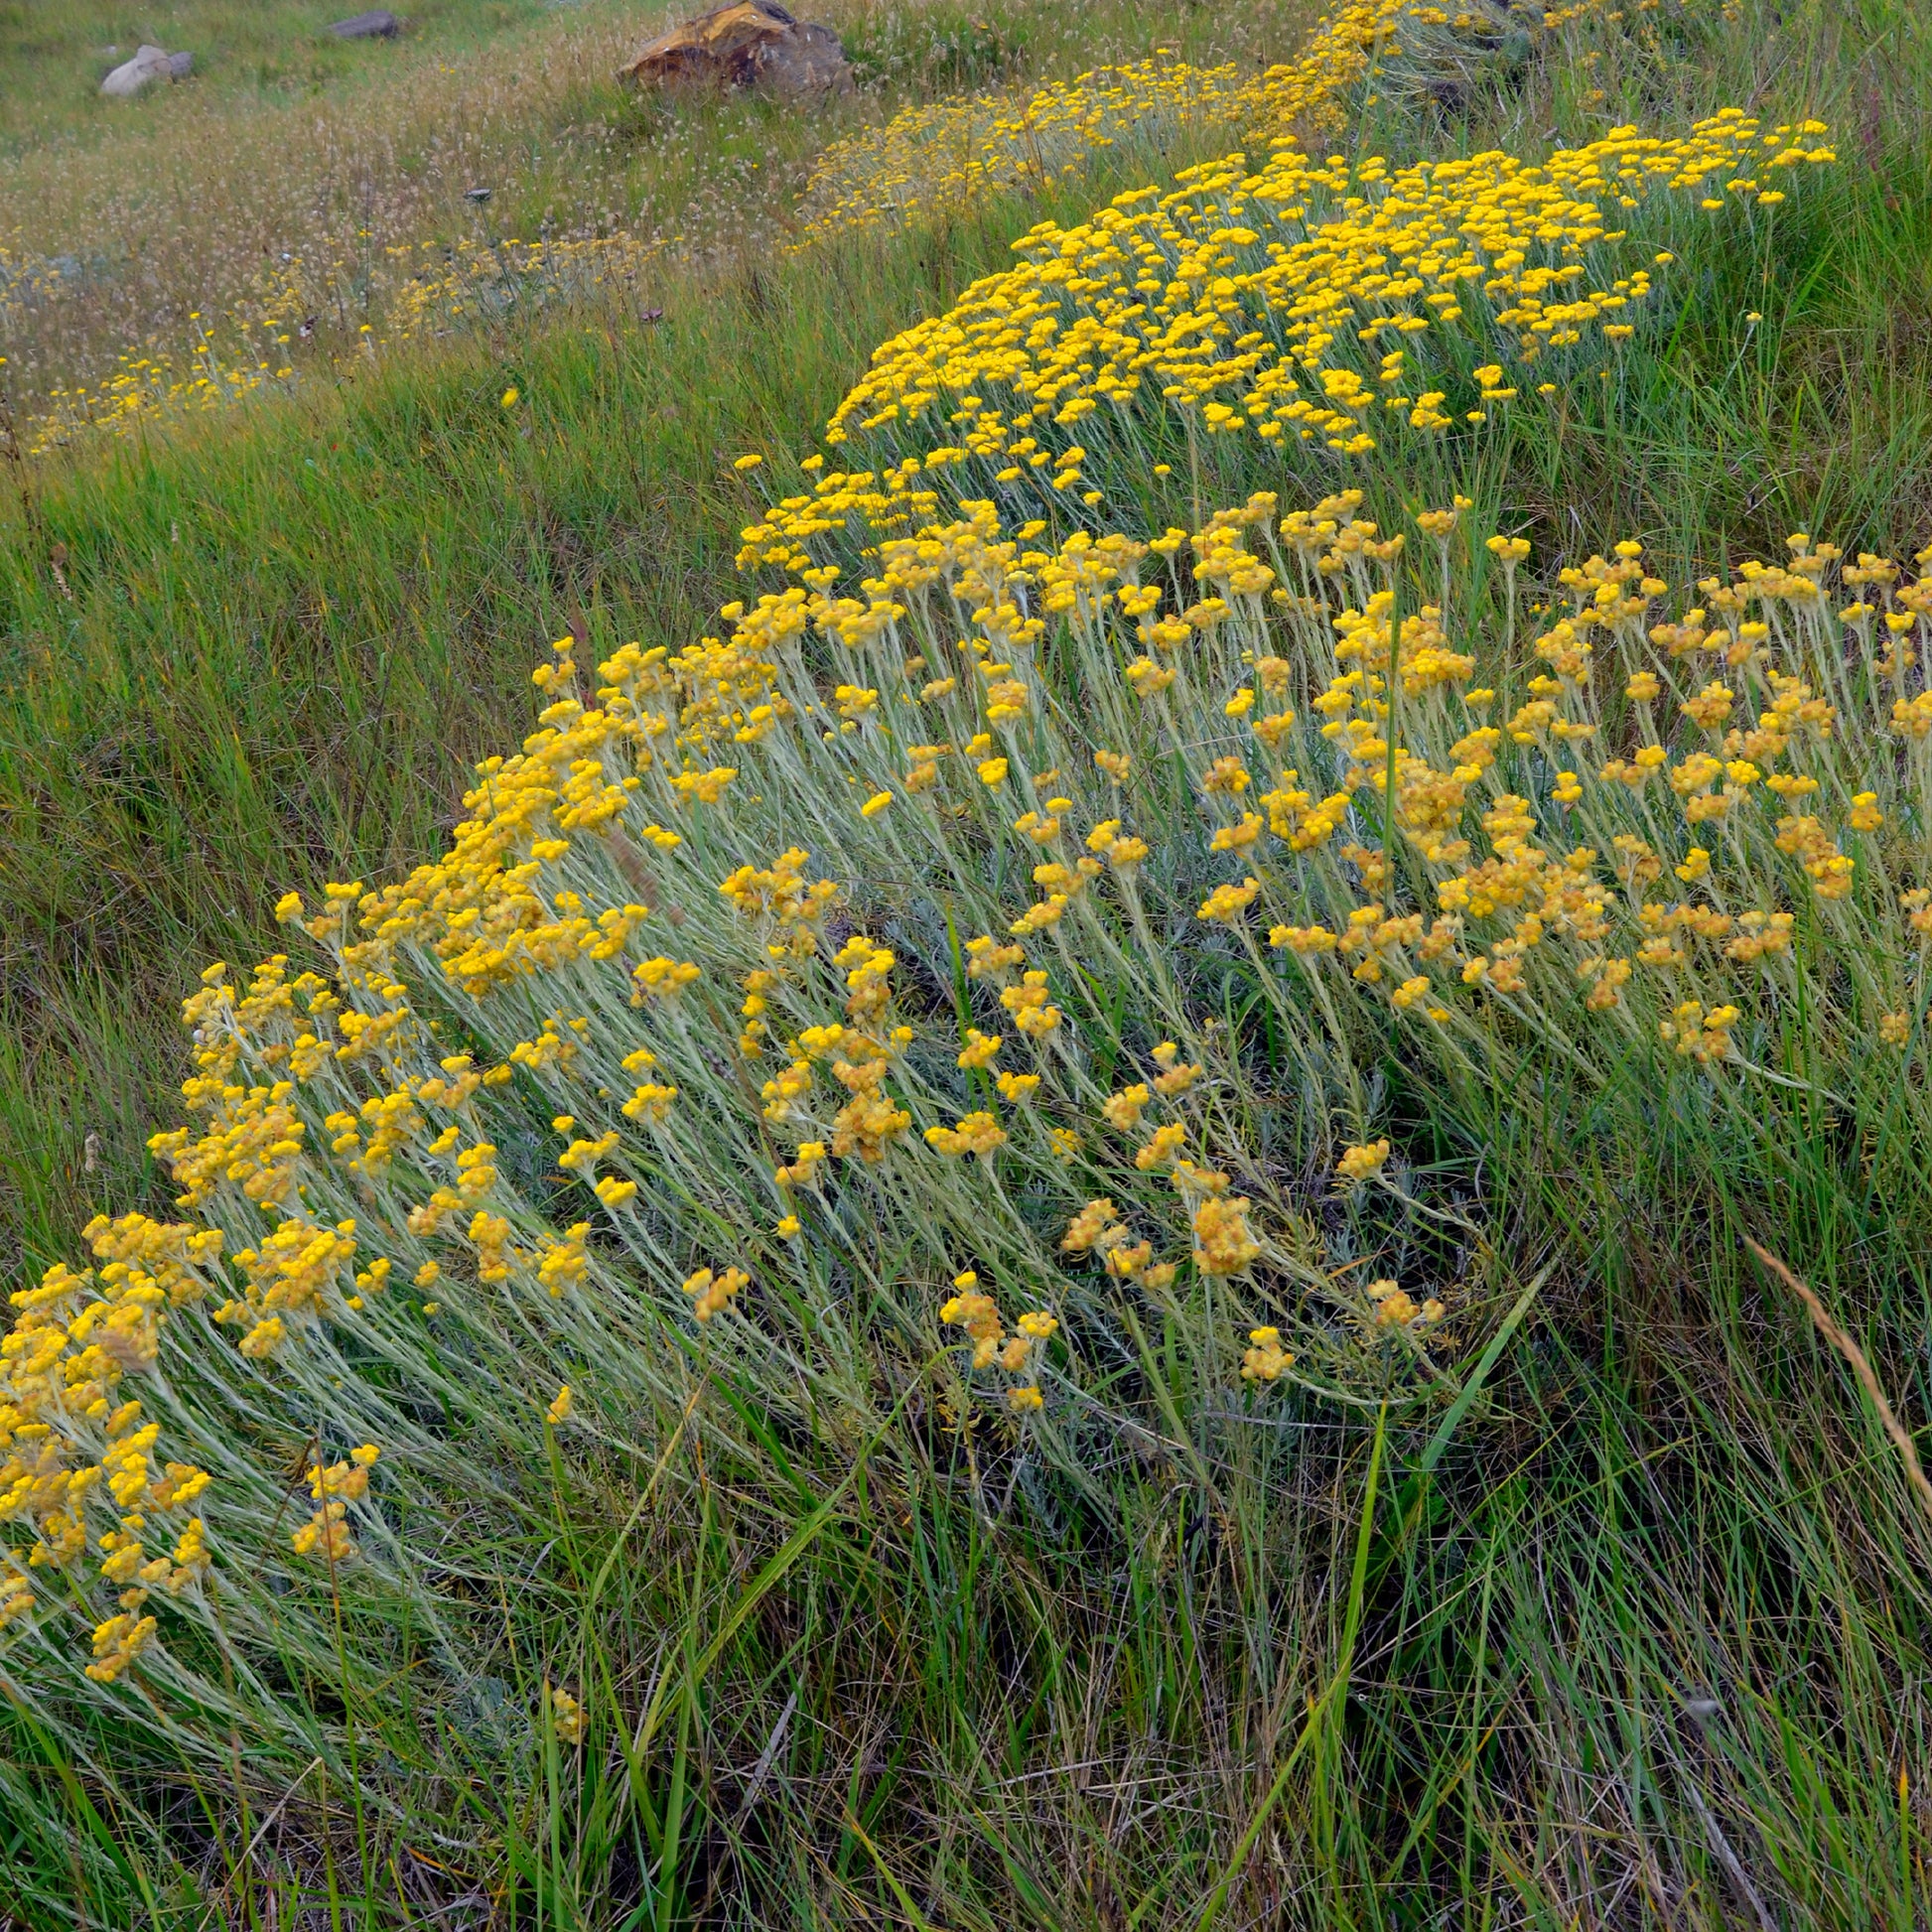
193 1755 323 1932
1745 1236 1932 1528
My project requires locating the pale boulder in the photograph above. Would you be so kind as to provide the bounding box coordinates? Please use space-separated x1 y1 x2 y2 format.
100 45 188 96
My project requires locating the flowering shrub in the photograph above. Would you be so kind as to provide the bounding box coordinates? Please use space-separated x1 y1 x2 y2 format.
5 28 1914 1898
12 396 1932 1688
795 0 1636 249
810 109 1833 513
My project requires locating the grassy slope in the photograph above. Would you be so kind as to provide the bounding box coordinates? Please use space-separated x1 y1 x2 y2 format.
5 0 1932 1926
0 0 1309 415
0 0 569 156
0 0 1316 1264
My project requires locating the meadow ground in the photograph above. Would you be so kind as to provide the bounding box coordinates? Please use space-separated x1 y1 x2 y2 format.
3 0 1932 1924
0 0 1314 1260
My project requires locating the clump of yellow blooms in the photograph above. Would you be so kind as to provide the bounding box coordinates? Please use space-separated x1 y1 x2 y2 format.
1368 1278 1446 1329
1 42 1889 1715
810 110 1831 522
1335 1140 1392 1188
797 0 1406 250
291 1446 381 1562
549 1684 588 1746
797 0 1642 251
684 1265 751 1321
940 1275 1058 1410
1242 1327 1295 1381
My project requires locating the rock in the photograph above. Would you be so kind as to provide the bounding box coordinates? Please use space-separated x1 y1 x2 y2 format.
621 0 851 97
100 45 181 97
746 19 849 97
169 51 194 77
329 10 401 39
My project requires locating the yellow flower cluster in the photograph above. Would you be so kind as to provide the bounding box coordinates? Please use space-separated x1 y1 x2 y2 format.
817 110 1832 507
940 1273 1057 1411
1241 1326 1295 1381
550 1684 588 1745
291 1445 381 1562
797 0 1404 251
1368 1278 1446 1329
1061 1194 1180 1290
1335 1139 1392 1187
683 1265 751 1321
0 1216 225 1678
796 0 1646 252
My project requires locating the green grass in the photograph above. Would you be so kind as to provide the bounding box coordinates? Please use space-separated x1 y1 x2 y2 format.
0 0 571 157
5 0 1932 1925
0 0 1313 421
0 0 1319 1263
0 124 1294 1266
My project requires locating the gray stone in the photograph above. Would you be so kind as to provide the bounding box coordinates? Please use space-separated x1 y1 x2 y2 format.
329 10 401 39
746 19 848 96
168 51 193 77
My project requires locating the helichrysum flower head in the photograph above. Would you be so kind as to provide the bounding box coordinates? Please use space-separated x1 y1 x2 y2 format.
550 1686 587 1745
1242 1327 1293 1382
1335 1140 1391 1188
683 1266 750 1321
